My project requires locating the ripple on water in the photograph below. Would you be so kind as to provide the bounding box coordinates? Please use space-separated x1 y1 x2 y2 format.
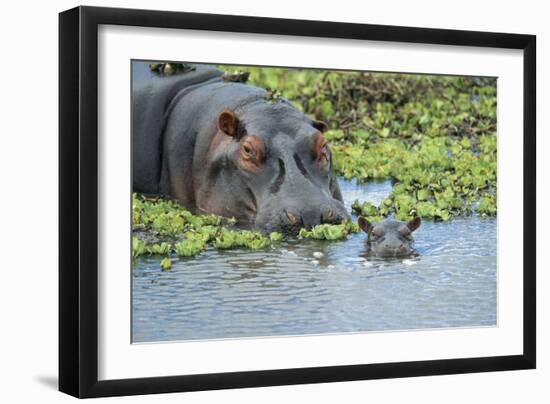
132 178 497 342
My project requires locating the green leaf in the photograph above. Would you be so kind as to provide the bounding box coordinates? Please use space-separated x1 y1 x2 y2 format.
160 257 172 271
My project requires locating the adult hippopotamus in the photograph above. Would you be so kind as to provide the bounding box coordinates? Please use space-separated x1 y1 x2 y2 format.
133 64 349 234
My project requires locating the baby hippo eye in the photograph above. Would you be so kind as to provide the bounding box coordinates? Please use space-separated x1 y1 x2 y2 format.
370 227 384 238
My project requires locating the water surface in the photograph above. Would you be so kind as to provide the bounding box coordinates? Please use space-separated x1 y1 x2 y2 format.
132 178 497 343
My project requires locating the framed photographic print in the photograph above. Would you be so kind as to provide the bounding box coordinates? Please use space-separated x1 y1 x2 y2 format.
59 6 536 398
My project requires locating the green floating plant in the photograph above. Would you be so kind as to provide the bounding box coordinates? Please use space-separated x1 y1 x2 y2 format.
147 242 172 255
160 257 172 271
133 194 281 259
298 221 359 241
132 237 147 258
269 232 283 242
213 229 270 250
174 236 206 257
351 200 386 222
476 194 497 216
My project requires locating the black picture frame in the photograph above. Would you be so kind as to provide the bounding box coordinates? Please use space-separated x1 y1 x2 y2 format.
59 5 536 398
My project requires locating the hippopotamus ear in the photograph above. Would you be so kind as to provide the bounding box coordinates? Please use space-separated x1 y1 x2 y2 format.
407 216 421 232
358 216 372 233
312 119 329 133
218 110 244 138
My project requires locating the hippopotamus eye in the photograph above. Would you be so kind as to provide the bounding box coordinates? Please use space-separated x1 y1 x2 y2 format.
238 135 265 170
240 142 256 161
312 133 330 165
320 144 329 158
400 227 412 239
317 143 330 167
370 227 384 238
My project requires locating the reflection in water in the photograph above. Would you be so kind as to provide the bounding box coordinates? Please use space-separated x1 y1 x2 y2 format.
132 178 497 343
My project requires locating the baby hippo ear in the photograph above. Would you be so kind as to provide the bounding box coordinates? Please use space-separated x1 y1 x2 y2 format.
312 119 329 133
358 216 372 233
218 110 242 138
407 216 421 232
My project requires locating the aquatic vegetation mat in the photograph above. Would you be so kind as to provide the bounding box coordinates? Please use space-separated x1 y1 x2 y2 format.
132 194 357 261
133 194 272 258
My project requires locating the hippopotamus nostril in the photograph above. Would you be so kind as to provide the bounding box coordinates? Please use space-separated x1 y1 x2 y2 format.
285 210 298 225
320 208 338 224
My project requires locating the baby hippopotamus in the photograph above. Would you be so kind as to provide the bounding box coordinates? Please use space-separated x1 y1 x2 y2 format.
358 216 421 257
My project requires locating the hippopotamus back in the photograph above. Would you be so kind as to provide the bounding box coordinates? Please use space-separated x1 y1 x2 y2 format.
132 65 224 194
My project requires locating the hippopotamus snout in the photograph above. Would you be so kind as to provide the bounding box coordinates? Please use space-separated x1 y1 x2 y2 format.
373 241 411 257
282 206 347 227
259 200 350 235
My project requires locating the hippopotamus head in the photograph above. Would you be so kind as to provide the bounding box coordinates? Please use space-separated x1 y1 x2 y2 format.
201 100 350 234
358 216 421 257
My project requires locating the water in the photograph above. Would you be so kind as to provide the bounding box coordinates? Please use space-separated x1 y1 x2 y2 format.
132 178 497 343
